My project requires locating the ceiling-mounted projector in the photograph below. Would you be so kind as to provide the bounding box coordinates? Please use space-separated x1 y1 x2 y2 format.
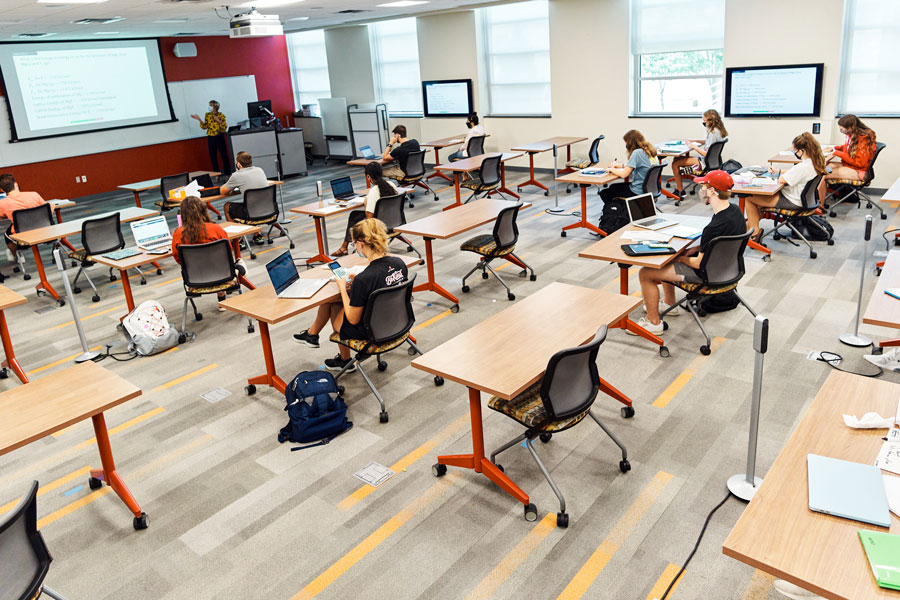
229 9 283 38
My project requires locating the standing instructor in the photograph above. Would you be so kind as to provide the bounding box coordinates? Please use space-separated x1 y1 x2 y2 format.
191 100 231 177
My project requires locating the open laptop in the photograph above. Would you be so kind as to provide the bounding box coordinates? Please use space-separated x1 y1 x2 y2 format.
130 216 173 252
265 251 330 299
359 145 376 159
807 454 891 527
330 176 361 201
625 193 677 231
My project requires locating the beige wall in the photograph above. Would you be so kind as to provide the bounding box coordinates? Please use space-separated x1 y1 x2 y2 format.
324 25 376 105
325 0 899 186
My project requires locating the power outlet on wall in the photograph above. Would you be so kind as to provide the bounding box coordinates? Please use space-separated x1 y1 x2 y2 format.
812 123 821 134
74 176 80 183
81 175 87 182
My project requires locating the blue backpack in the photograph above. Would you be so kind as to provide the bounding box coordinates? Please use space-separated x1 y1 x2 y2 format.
278 371 352 449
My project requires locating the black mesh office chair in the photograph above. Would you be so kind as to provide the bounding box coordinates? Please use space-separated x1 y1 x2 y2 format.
373 192 423 263
157 172 190 212
329 275 442 423
10 204 55 281
460 204 535 301
386 150 437 206
565 135 605 194
825 142 887 220
642 162 669 200
486 326 629 527
67 213 125 302
461 155 503 204
659 230 757 355
228 185 294 259
0 481 68 600
683 140 727 196
466 135 486 158
760 174 832 258
177 239 253 342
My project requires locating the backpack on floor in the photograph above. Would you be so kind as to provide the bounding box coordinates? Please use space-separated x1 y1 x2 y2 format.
278 371 352 447
122 300 180 356
791 216 833 242
598 197 630 235
721 159 743 174
698 290 741 314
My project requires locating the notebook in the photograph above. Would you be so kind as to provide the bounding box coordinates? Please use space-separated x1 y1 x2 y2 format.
885 287 900 301
858 530 900 590
807 454 891 527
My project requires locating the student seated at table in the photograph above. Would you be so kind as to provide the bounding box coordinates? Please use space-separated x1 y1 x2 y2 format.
825 114 877 183
293 218 409 372
634 170 744 335
448 112 485 162
0 173 47 262
743 132 825 242
600 130 659 205
671 109 728 197
221 151 269 244
381 125 421 180
331 162 397 257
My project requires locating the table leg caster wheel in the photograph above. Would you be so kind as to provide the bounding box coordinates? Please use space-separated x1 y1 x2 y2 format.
196 313 203 321
178 333 186 344
451 304 460 313
659 346 670 358
495 463 504 472
876 267 883 276
377 360 387 372
621 405 635 418
507 293 515 301
539 433 552 443
762 254 772 262
700 345 711 356
88 476 103 490
379 411 389 423
0 368 7 379
619 460 631 473
434 376 444 386
419 259 425 265
92 295 100 302
462 285 470 293
245 384 256 395
544 190 549 196
57 298 65 307
560 231 567 238
156 269 163 275
133 513 149 530
432 463 447 477
524 503 538 522
557 512 569 528
247 324 255 334
73 286 81 294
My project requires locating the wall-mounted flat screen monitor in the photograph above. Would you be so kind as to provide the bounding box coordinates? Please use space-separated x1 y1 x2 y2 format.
422 79 473 118
724 63 824 117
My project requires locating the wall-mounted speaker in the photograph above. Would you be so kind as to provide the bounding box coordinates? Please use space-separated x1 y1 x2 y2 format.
173 43 197 58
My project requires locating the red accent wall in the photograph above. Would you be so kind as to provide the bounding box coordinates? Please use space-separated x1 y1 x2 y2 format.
1 35 293 199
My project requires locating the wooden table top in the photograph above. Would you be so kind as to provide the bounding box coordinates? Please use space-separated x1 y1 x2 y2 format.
291 197 365 218
863 249 900 329
880 176 900 205
347 158 387 167
394 199 531 240
555 168 619 186
768 152 840 165
0 362 142 456
49 199 75 210
434 152 523 173
421 135 467 148
511 137 588 153
166 180 284 206
90 224 260 271
411 282 641 400
722 370 900 600
118 171 219 192
218 254 420 325
578 215 707 268
732 181 784 196
0 285 27 311
10 207 159 246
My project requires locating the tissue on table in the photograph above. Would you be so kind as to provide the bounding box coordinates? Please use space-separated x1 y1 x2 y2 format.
842 412 896 429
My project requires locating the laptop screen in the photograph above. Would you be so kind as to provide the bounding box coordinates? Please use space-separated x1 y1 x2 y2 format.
330 176 354 198
625 193 658 222
130 216 171 247
192 173 214 188
265 251 300 295
359 145 375 159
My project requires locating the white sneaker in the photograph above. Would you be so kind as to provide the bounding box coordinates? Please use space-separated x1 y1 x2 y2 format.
863 347 900 371
773 579 824 599
626 316 665 336
643 301 680 317
4 249 13 263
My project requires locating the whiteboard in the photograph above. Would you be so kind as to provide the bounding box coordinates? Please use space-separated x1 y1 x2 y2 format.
0 75 258 167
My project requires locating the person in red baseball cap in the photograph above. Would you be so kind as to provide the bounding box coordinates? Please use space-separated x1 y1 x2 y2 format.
633 169 746 335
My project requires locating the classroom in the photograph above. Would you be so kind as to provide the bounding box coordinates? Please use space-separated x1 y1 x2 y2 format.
1 0 899 599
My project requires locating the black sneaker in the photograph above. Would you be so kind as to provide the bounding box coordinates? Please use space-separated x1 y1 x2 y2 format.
293 330 319 348
324 354 356 372
251 234 266 246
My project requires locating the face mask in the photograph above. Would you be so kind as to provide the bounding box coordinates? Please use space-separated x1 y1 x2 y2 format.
793 151 801 160
466 122 472 129
355 243 366 259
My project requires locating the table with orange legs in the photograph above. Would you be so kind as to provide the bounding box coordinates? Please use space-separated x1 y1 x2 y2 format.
731 181 783 260
422 135 469 183
433 152 522 211
554 170 621 237
411 282 640 521
511 137 587 194
0 285 29 384
118 171 219 208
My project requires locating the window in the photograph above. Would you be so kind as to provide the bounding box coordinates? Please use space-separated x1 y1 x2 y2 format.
631 0 725 115
839 0 900 115
370 18 423 115
286 29 331 114
479 0 551 116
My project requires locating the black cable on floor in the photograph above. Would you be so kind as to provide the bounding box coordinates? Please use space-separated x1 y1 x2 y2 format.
658 491 733 600
815 350 883 378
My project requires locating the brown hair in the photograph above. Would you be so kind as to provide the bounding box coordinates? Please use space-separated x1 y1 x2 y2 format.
703 109 727 138
623 130 657 159
392 124 407 138
179 196 211 244
702 184 731 200
350 218 389 255
235 151 253 168
793 132 826 174
838 114 876 157
0 173 15 194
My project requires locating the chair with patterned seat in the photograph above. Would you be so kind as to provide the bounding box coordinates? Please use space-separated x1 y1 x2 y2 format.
825 142 886 220
659 230 757 355
227 185 294 259
759 174 831 259
564 135 604 194
461 154 503 204
460 204 535 301
682 139 727 196
372 192 423 263
487 325 630 528
156 172 189 212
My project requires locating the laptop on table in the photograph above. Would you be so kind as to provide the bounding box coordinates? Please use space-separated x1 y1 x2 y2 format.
807 454 891 528
265 251 330 299
129 216 173 253
359 145 376 159
330 176 362 201
625 193 677 231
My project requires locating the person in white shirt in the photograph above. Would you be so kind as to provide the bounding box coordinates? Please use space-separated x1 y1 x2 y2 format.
743 132 825 242
671 109 728 197
332 161 398 257
448 113 485 162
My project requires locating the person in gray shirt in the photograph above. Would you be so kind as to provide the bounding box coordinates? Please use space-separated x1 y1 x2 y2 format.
221 151 269 222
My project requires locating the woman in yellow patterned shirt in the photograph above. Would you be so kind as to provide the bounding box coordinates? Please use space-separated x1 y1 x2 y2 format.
191 100 231 176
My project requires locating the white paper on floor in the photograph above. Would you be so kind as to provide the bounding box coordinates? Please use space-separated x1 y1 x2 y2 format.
201 387 232 403
354 462 395 487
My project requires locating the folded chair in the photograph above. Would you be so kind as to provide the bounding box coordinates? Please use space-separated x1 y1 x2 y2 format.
488 326 630 528
386 150 438 206
461 154 503 204
372 191 423 263
825 142 886 220
228 185 295 259
460 204 535 301
760 174 832 259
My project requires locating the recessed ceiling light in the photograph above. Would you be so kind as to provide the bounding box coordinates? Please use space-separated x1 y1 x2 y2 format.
287 16 309 20
37 0 108 3
13 32 57 38
238 0 304 7
377 0 428 6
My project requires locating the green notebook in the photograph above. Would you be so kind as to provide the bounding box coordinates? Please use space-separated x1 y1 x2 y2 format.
858 529 900 590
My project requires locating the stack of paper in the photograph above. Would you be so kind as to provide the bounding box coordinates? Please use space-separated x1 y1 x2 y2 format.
875 428 900 476
621 230 672 243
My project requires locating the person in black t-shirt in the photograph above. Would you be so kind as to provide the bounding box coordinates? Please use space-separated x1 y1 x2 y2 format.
382 124 420 180
635 170 746 336
293 218 409 372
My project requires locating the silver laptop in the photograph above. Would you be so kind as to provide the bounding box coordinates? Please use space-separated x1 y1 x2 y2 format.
625 193 677 231
807 454 891 527
265 251 329 299
359 145 376 159
129 216 172 251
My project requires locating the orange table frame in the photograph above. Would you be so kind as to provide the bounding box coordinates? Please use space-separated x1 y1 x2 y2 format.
89 411 145 523
517 145 575 193
561 183 608 237
442 163 520 211
0 309 27 384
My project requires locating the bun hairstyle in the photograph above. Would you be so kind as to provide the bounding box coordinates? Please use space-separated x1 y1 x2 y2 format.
467 112 479 126
350 218 389 255
792 132 826 174
623 129 658 159
703 109 727 137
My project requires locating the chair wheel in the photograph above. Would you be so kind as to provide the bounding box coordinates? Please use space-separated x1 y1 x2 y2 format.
91 295 100 303
524 503 538 522
773 232 782 240
539 433 552 443
88 476 103 490
810 251 817 259
23 274 31 280
109 275 117 282
451 304 459 313
434 376 444 386
762 254 772 262
434 196 439 201
700 345 711 356
659 346 670 358
250 253 257 260
379 411 389 423
827 239 834 246
621 405 635 418
0 368 7 380
482 271 489 279
675 200 681 207
290 243 296 249
267 239 274 245
377 361 387 372
178 334 186 344
248 325 254 334
73 286 81 294
696 308 707 318
876 268 883 276
557 512 569 528
508 293 515 301
407 346 417 356
544 190 549 196
407 245 414 252
619 460 631 473
829 212 836 218
133 513 149 530
530 274 536 281
140 279 147 285
432 463 447 477
337 385 345 393
57 298 65 307
156 268 163 275
495 463 504 472
195 313 203 321
882 213 888 220
245 384 256 395
560 231 567 237
462 285 470 293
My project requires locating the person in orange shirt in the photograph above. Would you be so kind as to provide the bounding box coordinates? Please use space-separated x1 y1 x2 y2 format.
826 114 877 182
0 173 47 261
